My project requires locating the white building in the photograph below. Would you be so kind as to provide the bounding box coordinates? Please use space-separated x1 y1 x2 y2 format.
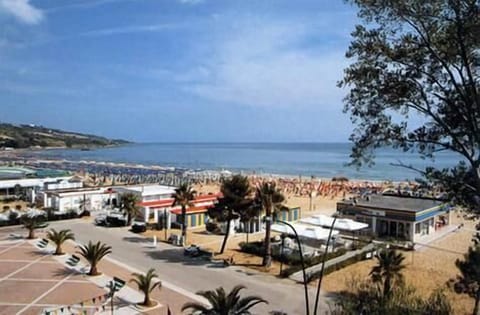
41 187 117 213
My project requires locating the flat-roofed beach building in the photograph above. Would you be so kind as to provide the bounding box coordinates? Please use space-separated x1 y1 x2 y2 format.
42 187 116 212
337 195 451 242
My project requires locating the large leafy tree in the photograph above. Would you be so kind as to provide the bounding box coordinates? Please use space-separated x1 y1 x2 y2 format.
340 0 480 210
255 182 287 268
454 233 480 315
208 175 253 254
21 214 48 239
130 268 162 307
172 183 196 246
47 229 75 255
181 285 268 315
370 248 406 298
77 241 112 276
121 193 141 226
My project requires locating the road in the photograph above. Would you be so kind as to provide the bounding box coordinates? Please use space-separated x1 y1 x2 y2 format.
48 219 329 315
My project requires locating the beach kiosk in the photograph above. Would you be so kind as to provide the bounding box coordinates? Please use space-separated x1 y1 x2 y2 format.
336 195 451 242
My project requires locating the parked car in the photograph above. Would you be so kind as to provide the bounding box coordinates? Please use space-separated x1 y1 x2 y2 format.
131 221 146 233
184 244 201 257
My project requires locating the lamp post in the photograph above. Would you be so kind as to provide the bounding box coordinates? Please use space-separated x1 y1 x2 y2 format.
313 215 337 315
275 219 310 315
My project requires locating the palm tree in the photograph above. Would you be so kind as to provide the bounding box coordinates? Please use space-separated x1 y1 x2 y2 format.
77 241 112 276
370 248 406 297
130 268 162 307
182 285 268 315
121 193 141 226
47 229 75 255
172 183 196 246
21 214 48 239
255 182 287 267
212 175 252 254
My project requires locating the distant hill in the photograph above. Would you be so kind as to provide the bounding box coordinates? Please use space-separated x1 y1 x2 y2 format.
0 123 130 149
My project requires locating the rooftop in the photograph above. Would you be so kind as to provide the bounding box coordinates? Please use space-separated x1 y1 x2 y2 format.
116 184 176 196
338 195 444 213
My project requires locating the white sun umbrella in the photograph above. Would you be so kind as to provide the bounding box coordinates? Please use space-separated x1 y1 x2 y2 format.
296 226 339 240
271 223 339 241
24 208 46 217
271 223 298 234
301 215 368 231
335 218 369 231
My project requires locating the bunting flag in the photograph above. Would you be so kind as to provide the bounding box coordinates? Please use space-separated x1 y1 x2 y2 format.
45 291 113 315
167 305 172 315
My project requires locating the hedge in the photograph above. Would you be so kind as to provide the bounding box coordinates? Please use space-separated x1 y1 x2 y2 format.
239 241 347 274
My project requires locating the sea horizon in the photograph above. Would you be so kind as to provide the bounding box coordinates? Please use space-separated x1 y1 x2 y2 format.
20 142 462 182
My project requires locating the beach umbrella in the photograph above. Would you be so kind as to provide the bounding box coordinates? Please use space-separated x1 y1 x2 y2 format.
297 226 339 240
301 215 368 231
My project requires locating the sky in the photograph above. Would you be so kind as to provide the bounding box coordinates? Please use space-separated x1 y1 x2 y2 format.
0 0 358 142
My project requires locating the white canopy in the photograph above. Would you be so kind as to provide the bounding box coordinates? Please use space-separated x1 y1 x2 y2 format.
300 214 369 231
24 208 47 217
271 223 339 241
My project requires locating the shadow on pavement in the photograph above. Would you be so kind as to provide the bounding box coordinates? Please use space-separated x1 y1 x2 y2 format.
144 248 226 268
122 236 151 244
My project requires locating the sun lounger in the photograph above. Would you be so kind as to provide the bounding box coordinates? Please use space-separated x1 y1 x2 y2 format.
66 254 81 266
113 277 126 291
37 239 49 248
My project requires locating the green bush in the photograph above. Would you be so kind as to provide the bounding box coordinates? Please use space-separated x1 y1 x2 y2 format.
239 241 349 277
303 251 366 282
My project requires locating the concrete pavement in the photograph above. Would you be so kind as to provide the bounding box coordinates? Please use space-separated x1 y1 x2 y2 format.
48 220 329 315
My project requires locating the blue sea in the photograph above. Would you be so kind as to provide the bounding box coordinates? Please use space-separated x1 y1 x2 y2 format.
32 143 462 181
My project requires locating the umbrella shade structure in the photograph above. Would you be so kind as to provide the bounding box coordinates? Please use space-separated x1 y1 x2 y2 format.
300 214 369 231
24 208 47 217
271 223 339 241
297 226 339 240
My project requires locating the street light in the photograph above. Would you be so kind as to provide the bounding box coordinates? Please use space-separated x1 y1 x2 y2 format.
275 219 310 315
313 214 337 315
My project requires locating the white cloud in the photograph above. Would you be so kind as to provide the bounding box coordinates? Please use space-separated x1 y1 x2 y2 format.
179 0 204 4
0 0 43 24
80 23 178 37
185 18 349 108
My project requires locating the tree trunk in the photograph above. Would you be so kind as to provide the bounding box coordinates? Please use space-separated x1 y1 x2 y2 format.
89 264 98 276
246 220 250 244
143 292 151 306
220 218 231 254
263 205 272 267
384 276 391 298
55 245 62 255
181 205 187 246
473 289 480 315
28 229 34 239
127 212 132 226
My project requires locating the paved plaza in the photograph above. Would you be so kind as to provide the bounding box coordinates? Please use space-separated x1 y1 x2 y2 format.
0 226 196 315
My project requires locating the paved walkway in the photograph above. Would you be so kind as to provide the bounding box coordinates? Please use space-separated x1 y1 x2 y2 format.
290 244 376 283
45 220 323 315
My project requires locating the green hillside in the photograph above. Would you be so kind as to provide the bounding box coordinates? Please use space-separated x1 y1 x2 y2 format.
0 123 130 149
